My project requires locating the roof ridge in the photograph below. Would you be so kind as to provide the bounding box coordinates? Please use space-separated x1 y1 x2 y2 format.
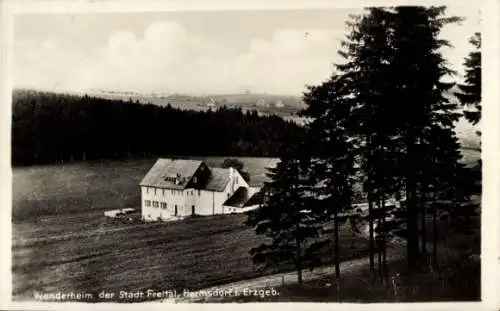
139 158 205 189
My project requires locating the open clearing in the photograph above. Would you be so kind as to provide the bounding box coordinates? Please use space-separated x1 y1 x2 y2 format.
12 157 367 302
11 150 480 302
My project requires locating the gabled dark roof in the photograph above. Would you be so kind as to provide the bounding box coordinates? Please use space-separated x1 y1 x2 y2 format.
204 168 230 192
223 187 263 208
223 187 249 208
243 190 264 207
140 159 203 189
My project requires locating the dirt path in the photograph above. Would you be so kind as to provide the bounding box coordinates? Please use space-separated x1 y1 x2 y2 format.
158 245 407 303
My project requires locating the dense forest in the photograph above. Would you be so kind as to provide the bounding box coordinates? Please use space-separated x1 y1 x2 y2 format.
11 89 304 166
247 6 481 295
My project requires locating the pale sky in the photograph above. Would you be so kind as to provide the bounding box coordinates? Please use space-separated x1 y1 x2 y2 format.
12 7 481 95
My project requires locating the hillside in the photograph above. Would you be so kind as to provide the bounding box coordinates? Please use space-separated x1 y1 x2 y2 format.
12 157 367 302
39 88 482 152
83 89 305 117
12 90 304 166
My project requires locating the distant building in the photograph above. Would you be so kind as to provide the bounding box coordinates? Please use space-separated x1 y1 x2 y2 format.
140 159 261 221
274 100 284 108
206 98 217 108
255 99 269 108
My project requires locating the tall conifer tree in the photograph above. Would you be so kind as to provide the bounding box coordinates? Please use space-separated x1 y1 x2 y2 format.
455 32 481 128
335 8 398 275
246 139 320 284
327 6 462 271
302 74 357 288
389 6 462 269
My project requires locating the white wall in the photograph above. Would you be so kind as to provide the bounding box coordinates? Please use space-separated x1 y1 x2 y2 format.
223 204 260 214
226 168 250 194
140 168 253 221
196 190 216 215
141 186 228 219
141 186 189 221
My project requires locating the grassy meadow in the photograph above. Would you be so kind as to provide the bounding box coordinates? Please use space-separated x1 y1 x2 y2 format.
11 150 480 302
12 157 368 302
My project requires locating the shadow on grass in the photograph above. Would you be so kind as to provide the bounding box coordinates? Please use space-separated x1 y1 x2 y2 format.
221 254 480 303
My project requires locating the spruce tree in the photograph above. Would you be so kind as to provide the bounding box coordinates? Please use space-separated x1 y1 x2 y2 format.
330 6 462 272
388 6 462 269
335 8 399 275
455 32 481 128
246 140 320 284
301 74 357 289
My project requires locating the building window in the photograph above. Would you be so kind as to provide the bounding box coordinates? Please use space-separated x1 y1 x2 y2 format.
146 188 149 194
145 200 151 207
161 202 167 209
153 201 159 208
164 176 176 183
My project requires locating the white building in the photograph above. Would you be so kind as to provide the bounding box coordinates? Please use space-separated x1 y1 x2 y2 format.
206 98 217 109
274 100 284 108
140 158 261 221
255 99 269 108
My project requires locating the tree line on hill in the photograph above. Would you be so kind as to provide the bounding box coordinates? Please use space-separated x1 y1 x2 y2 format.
11 90 304 166
247 6 481 292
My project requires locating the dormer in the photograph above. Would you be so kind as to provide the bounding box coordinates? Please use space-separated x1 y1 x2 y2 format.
164 173 182 184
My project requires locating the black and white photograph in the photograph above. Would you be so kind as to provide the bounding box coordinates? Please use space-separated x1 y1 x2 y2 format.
1 0 498 309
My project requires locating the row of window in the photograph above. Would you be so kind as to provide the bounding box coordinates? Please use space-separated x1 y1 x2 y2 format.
145 188 201 196
145 200 175 210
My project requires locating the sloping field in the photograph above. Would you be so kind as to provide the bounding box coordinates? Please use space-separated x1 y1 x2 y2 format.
13 212 262 302
11 151 480 302
12 157 277 219
84 92 304 117
12 157 368 302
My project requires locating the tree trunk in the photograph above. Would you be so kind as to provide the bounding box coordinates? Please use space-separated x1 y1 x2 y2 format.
381 195 387 267
295 202 303 284
367 135 375 275
378 236 382 279
376 198 383 280
334 214 340 280
406 186 420 270
420 186 427 257
334 213 341 293
368 193 375 274
406 133 420 271
432 197 438 264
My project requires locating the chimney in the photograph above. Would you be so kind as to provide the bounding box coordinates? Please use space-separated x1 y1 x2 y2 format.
229 167 235 191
